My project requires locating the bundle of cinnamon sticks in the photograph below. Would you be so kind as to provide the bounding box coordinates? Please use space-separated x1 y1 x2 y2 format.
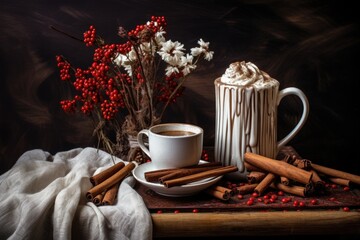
243 151 360 197
86 161 136 206
144 162 238 188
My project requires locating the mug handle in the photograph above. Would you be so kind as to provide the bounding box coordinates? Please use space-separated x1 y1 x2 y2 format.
137 129 151 158
277 87 309 148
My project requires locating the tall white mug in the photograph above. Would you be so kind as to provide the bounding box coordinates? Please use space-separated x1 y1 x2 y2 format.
214 61 309 179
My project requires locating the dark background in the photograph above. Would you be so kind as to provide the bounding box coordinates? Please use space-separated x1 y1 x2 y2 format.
1 0 359 175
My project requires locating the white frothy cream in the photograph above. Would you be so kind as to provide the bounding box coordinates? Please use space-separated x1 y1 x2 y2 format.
220 61 279 89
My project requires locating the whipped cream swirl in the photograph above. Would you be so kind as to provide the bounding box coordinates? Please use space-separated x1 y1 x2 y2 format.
220 61 278 88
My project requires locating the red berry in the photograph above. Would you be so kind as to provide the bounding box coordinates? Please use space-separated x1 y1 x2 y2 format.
270 194 277 200
343 186 350 191
310 199 318 205
237 194 243 199
246 200 254 206
192 209 199 213
157 210 162 214
343 207 350 212
277 191 284 196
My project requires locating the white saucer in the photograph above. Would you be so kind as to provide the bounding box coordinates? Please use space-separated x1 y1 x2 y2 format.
132 160 222 197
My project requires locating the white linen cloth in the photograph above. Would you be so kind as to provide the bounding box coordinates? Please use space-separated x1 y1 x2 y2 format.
0 147 152 240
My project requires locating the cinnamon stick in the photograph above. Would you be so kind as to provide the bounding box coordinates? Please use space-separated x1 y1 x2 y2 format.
311 163 360 185
280 155 291 185
292 158 311 170
247 171 266 184
86 162 136 201
310 169 322 183
163 165 238 188
270 182 308 197
310 169 325 191
244 152 313 185
254 173 276 196
236 183 258 195
159 166 225 183
328 177 352 187
93 192 105 206
280 176 290 186
244 162 264 172
205 186 231 201
144 162 222 182
90 161 125 186
102 182 120 205
145 169 177 182
212 185 234 196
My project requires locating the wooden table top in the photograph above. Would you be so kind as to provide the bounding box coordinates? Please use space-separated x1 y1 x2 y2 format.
151 210 360 237
136 146 360 238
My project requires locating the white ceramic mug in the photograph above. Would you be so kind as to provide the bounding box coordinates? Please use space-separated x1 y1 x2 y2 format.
214 77 309 179
137 123 203 169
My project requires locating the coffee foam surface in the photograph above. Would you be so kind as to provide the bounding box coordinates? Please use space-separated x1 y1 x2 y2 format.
220 61 279 89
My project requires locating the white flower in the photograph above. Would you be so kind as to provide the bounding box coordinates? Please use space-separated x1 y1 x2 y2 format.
190 38 214 61
157 40 185 63
190 47 202 57
197 38 209 48
154 27 166 45
204 50 214 61
113 53 126 66
140 42 156 56
113 48 138 77
165 65 180 76
127 48 138 61
180 54 196 76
